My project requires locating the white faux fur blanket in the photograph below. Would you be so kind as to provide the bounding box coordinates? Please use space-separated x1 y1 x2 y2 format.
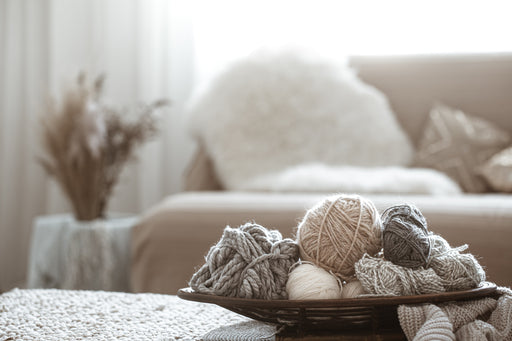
240 164 462 195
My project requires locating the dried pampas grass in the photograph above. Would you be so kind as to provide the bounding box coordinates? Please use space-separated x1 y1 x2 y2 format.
39 73 167 221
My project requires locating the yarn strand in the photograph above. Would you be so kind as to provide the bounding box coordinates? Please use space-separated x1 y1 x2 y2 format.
314 198 337 263
338 198 364 273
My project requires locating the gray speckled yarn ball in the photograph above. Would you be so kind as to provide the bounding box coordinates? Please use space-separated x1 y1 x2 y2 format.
189 222 299 300
382 204 431 269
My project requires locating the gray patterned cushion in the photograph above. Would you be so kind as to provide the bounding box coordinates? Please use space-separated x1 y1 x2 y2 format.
415 104 510 192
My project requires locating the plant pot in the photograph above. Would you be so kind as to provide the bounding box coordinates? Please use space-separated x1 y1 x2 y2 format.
26 214 138 291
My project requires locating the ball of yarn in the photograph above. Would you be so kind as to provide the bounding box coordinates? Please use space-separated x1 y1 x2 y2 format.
355 255 445 296
189 222 299 299
286 263 342 300
297 194 382 280
428 234 486 291
341 280 366 298
382 204 431 269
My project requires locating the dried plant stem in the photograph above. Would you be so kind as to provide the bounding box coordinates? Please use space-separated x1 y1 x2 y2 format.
39 74 167 221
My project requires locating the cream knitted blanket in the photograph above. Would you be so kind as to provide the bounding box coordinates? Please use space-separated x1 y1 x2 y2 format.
398 287 512 340
0 289 256 340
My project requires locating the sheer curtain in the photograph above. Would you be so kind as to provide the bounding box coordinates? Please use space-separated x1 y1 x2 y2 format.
0 0 195 291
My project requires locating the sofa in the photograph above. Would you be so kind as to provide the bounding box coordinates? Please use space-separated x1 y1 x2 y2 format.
131 53 512 294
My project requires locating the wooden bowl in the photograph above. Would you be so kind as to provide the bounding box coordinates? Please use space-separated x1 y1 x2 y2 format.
178 282 497 335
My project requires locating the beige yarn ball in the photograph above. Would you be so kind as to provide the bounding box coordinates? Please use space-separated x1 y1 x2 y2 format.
286 263 342 300
341 280 366 298
297 194 382 281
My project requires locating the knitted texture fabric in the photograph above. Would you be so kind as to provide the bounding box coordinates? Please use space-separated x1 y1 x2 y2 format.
190 223 299 299
398 304 455 341
0 288 251 340
27 216 135 292
63 223 114 290
398 286 512 340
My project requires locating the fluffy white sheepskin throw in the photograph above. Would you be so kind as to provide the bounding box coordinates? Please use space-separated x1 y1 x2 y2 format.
239 164 462 195
188 51 414 190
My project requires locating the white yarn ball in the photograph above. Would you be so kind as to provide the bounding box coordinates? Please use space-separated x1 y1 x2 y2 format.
341 280 366 298
286 263 342 300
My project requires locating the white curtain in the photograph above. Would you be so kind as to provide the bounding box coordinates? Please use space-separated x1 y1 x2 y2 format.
0 0 196 291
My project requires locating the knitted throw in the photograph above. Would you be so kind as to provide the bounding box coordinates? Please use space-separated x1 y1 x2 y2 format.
398 286 512 340
0 288 251 340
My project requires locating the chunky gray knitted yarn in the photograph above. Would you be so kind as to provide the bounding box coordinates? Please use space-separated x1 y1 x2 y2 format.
382 204 431 269
189 223 299 300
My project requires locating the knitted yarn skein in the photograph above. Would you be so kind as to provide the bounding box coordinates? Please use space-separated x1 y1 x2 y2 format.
190 223 299 300
355 254 445 296
297 194 382 281
428 234 486 291
355 234 486 297
381 204 432 269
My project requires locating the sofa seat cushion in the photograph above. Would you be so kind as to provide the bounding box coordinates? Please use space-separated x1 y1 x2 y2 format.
131 192 512 294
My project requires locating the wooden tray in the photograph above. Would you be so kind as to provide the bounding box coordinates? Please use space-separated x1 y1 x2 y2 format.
178 282 497 334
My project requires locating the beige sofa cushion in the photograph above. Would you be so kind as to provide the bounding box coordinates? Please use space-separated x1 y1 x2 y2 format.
131 192 512 294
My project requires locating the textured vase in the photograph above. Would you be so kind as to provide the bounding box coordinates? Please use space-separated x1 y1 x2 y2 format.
26 214 138 291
